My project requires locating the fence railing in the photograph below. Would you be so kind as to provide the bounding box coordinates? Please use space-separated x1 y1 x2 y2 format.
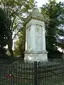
0 60 64 85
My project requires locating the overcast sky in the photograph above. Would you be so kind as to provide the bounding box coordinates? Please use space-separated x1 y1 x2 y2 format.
35 0 64 7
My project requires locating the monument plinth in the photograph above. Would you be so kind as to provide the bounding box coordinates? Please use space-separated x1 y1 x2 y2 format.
24 9 48 62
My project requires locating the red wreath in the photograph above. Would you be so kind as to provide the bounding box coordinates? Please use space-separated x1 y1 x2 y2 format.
4 74 14 78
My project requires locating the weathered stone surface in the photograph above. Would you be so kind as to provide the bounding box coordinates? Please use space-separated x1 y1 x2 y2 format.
24 8 48 62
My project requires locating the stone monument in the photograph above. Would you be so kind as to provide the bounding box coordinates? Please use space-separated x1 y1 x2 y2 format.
24 8 48 62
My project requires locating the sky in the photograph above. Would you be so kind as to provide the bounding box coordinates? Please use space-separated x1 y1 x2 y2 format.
35 0 64 7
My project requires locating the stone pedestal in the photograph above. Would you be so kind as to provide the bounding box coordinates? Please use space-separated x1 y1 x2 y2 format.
24 51 48 62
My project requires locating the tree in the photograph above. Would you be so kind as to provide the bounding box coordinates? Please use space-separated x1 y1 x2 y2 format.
41 0 64 51
14 27 25 57
0 8 11 55
0 0 35 37
0 0 35 56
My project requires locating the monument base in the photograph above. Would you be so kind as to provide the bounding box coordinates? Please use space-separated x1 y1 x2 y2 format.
24 51 48 62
